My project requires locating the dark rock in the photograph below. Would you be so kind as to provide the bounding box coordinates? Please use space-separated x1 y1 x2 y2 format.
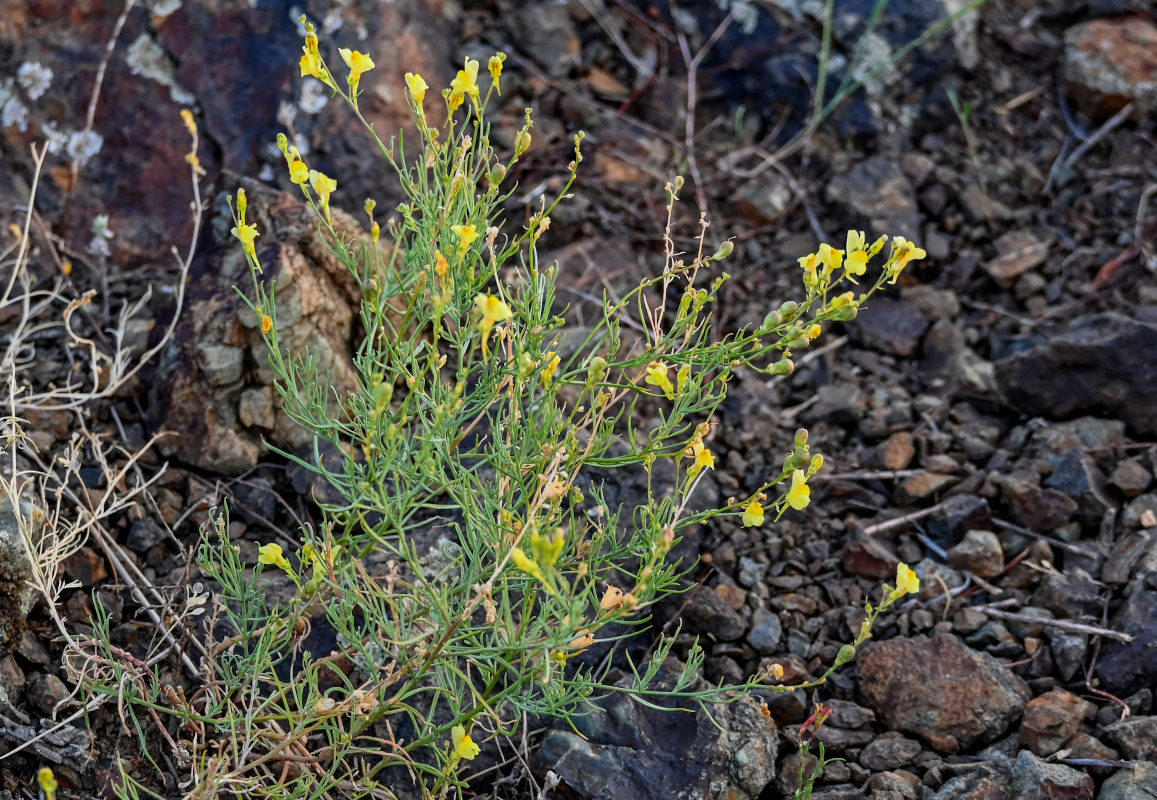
858 633 1031 754
1103 530 1155 584
922 319 997 395
926 764 1011 800
747 612 783 655
1020 689 1094 757
1095 590 1157 696
62 545 108 586
998 471 1078 531
26 673 69 716
867 770 919 800
1062 17 1157 118
1096 759 1157 800
126 518 166 552
1009 750 1093 799
826 157 920 236
814 724 875 754
1101 715 1157 761
801 382 866 427
1060 732 1118 778
1045 451 1115 526
995 314 1157 437
924 495 992 550
843 535 900 580
684 585 746 642
859 735 922 771
1047 629 1088 683
1123 494 1157 531
1033 571 1103 619
852 298 929 358
538 662 776 800
947 529 1004 577
1027 418 1126 472
827 699 876 730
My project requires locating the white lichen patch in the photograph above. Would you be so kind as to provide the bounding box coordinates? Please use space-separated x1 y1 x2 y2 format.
16 62 54 100
87 214 115 258
299 80 329 114
66 130 104 165
1 93 29 132
850 32 900 97
125 33 196 105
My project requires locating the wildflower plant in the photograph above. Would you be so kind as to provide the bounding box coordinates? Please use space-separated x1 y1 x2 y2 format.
79 19 926 800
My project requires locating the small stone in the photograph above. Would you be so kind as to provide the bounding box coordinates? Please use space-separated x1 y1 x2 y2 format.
827 699 876 729
843 535 899 580
925 495 992 550
1102 529 1154 584
825 156 920 235
893 473 956 505
1095 591 1157 696
928 768 1012 800
983 231 1051 287
195 343 244 386
868 770 920 800
997 471 1078 531
1109 458 1152 497
62 545 109 586
1009 750 1093 799
960 182 1013 222
684 585 746 642
852 298 930 358
126 518 166 552
26 673 69 716
1047 629 1088 683
1059 732 1118 777
747 612 783 655
733 174 793 224
859 735 923 771
0 654 25 703
1062 17 1157 118
947 529 1004 577
239 386 275 429
714 580 747 610
876 432 916 471
1019 688 1094 757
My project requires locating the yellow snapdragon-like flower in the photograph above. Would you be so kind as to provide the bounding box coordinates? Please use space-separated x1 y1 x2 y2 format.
309 169 337 222
451 725 480 761
541 351 560 388
488 53 506 94
299 25 336 90
511 546 545 581
785 469 811 510
289 158 309 185
258 543 296 578
644 362 675 400
448 58 480 111
893 562 920 598
475 294 512 357
817 243 844 279
886 236 926 283
339 48 375 103
742 500 765 527
232 221 259 262
798 251 819 291
451 223 478 258
688 441 715 480
844 230 869 283
261 314 273 335
405 72 428 104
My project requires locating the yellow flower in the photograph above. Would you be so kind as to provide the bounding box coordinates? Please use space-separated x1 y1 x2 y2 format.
339 48 374 105
231 221 259 261
844 230 869 283
644 362 675 400
894 562 920 597
676 363 691 394
785 469 810 510
289 158 309 185
511 547 544 582
405 72 428 104
805 323 822 340
261 314 273 335
742 500 765 527
541 351 560 388
488 53 506 94
886 237 927 283
258 542 295 578
38 768 58 800
299 28 336 90
434 250 449 281
798 251 819 290
688 441 714 480
817 243 844 279
309 169 337 222
474 293 512 357
451 724 480 761
451 223 479 258
448 58 480 111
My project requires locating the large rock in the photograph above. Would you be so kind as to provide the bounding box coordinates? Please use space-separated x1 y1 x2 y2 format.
535 658 777 800
1010 750 1094 799
0 0 452 267
152 183 364 474
995 314 1157 437
1020 689 1094 757
1095 590 1157 697
0 495 41 646
1097 760 1157 800
858 633 1031 754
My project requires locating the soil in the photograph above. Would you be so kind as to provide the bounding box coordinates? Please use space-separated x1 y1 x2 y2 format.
2 1 1156 799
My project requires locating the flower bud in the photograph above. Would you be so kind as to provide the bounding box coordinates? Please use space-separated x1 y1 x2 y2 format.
771 357 794 375
834 644 856 667
712 240 734 261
